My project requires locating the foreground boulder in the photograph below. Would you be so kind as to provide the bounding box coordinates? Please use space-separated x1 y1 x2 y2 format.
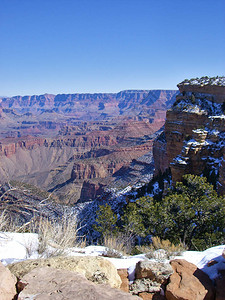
0 261 17 300
166 259 215 300
8 256 121 288
17 267 140 300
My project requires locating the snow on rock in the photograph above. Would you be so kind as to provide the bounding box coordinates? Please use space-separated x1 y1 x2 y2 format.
178 76 225 87
172 155 188 165
177 245 225 281
104 254 146 282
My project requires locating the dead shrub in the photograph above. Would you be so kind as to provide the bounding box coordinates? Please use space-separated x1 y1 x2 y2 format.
0 211 9 231
145 236 186 259
36 213 85 257
101 233 134 257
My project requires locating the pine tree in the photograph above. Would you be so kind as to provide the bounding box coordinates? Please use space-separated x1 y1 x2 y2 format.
120 174 225 250
93 203 118 237
121 202 145 237
158 174 225 249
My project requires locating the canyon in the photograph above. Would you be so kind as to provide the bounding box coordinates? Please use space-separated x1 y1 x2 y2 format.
0 89 178 203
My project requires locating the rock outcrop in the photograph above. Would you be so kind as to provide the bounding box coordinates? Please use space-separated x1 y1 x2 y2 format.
154 76 225 194
135 260 173 283
153 132 168 176
71 161 121 180
79 181 105 202
178 76 225 103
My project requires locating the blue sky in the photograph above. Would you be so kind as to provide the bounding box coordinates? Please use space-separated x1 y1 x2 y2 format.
0 0 224 96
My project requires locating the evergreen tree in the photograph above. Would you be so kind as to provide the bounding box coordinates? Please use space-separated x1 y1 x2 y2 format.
162 174 225 249
121 174 225 250
93 203 118 237
121 202 145 237
94 175 225 250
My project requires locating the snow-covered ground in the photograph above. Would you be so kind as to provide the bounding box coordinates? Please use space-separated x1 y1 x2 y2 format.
0 232 224 282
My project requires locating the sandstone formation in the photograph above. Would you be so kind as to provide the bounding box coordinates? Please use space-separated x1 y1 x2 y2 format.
17 267 140 300
8 256 122 289
0 261 17 300
165 259 215 300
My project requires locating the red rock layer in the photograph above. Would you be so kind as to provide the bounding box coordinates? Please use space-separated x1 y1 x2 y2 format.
0 137 44 157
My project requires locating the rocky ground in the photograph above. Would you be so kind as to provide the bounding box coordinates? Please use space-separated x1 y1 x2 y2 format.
0 234 225 300
0 232 224 300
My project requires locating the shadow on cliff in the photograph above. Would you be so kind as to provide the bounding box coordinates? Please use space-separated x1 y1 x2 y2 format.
48 178 74 192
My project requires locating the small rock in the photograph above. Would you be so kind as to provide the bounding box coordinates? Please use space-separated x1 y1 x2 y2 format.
130 278 161 294
135 260 173 283
90 271 108 284
207 260 218 267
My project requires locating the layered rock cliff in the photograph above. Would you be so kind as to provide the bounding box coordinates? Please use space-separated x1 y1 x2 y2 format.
154 76 225 194
0 137 45 157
